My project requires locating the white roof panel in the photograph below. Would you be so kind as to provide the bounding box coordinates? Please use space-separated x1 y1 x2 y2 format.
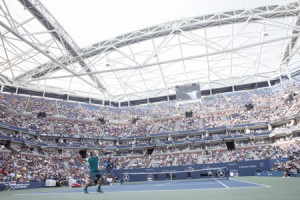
0 0 299 101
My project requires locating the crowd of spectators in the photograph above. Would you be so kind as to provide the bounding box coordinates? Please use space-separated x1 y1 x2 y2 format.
1 80 300 183
0 153 84 185
0 141 300 177
0 80 300 137
1 139 300 183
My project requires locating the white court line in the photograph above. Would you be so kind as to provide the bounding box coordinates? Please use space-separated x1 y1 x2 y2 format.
15 192 74 196
154 183 172 187
230 178 271 188
216 179 230 188
153 180 218 186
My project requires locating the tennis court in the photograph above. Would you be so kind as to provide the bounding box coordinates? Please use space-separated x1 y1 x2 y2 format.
1 177 299 200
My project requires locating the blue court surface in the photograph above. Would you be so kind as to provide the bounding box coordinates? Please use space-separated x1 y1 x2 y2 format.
16 178 270 195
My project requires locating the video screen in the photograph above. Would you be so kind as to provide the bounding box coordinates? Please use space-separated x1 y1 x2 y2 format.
175 82 201 101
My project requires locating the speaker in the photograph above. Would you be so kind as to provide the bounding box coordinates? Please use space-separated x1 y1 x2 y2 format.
79 150 87 158
37 111 46 118
147 148 154 155
131 117 138 124
245 103 254 111
226 141 235 150
185 111 193 118
98 117 106 124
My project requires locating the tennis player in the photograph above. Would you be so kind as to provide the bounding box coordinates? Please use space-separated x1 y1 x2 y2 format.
77 149 105 193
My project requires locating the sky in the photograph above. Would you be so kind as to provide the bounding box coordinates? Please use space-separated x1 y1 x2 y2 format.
40 0 297 48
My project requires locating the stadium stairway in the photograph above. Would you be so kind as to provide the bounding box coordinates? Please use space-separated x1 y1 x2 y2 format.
49 121 55 133
198 119 205 129
197 154 203 164
222 115 229 126
98 125 105 135
148 124 157 134
64 161 70 169
249 151 259 160
6 146 19 154
249 112 258 123
23 97 30 112
74 124 80 135
55 101 59 115
128 125 137 135
222 152 230 162
173 120 180 131
146 157 154 168
172 157 178 165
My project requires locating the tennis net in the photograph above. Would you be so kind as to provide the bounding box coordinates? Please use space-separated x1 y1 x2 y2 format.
121 167 228 184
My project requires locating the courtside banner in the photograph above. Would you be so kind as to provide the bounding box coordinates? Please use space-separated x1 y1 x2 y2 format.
0 182 46 190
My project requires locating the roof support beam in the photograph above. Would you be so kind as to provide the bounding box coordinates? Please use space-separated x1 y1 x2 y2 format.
33 32 300 80
0 20 102 93
14 2 300 87
82 2 300 58
280 13 300 65
16 0 106 92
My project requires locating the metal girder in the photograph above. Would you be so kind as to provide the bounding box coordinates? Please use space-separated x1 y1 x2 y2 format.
14 2 300 88
81 2 300 57
0 20 102 93
30 32 300 80
0 73 12 84
281 13 300 65
15 54 75 80
16 0 106 92
17 0 80 55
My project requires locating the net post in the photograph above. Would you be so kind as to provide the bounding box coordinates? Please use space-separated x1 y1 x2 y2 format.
120 172 123 185
226 168 229 180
